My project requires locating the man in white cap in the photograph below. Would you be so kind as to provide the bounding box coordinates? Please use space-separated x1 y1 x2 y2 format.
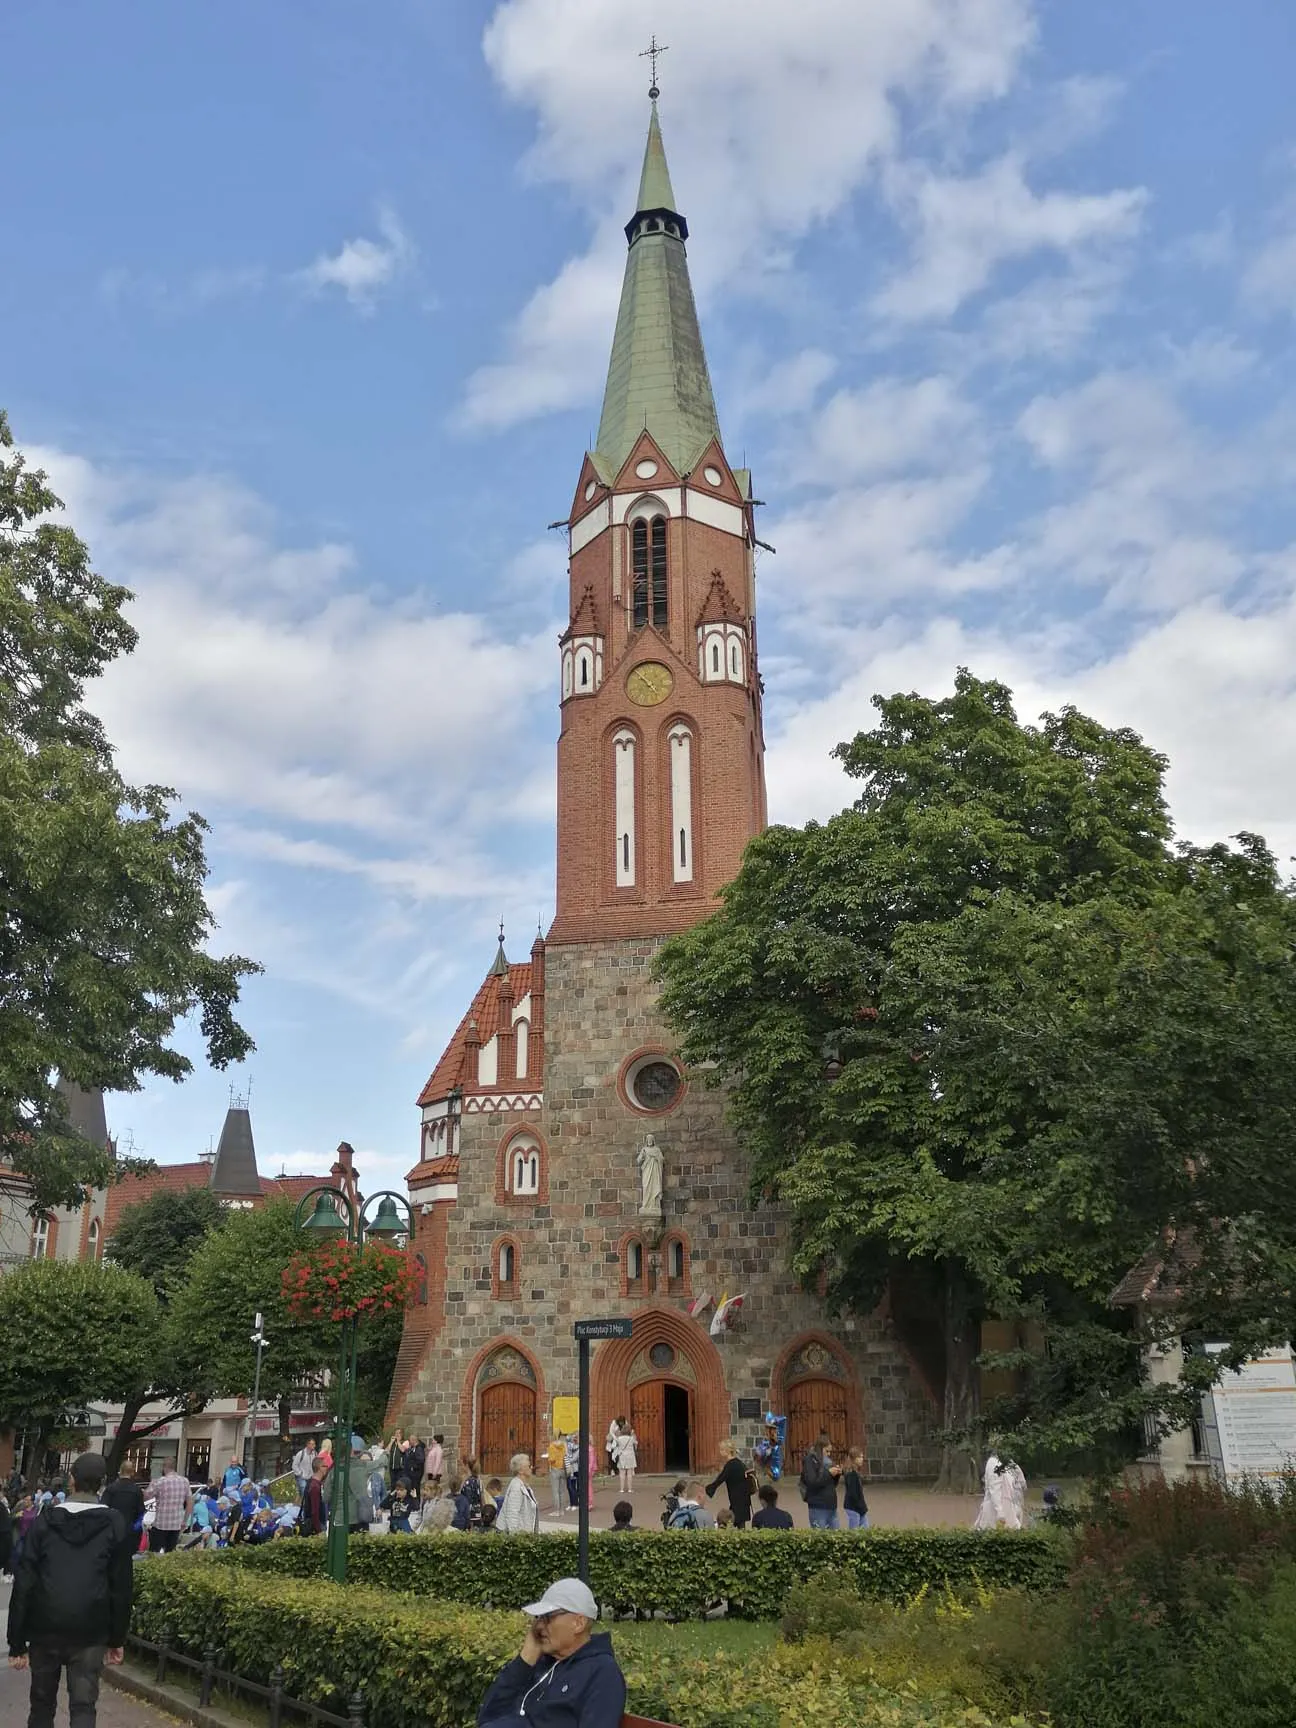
476 1576 626 1727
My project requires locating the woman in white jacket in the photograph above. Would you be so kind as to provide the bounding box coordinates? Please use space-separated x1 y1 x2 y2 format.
496 1453 540 1534
613 1425 638 1496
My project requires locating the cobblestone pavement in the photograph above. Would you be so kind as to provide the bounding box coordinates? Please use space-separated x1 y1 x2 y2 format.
0 1578 178 1728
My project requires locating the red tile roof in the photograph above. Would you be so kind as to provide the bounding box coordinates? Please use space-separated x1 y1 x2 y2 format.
416 959 533 1107
406 1153 459 1186
560 583 602 643
100 1162 341 1238
696 569 744 625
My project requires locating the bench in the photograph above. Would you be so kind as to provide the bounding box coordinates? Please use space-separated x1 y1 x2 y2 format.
624 1718 681 1728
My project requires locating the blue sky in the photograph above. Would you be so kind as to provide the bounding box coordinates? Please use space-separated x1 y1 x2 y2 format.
4 2 1295 1197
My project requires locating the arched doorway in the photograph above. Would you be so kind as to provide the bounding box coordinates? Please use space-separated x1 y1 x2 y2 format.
475 1345 537 1476
590 1305 728 1475
779 1336 856 1474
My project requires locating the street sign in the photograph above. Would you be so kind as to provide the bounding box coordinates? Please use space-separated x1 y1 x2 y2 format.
573 1317 633 1340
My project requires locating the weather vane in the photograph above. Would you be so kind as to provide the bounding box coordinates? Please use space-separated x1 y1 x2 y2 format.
639 34 668 100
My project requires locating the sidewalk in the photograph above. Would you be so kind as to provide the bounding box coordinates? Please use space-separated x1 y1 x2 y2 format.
537 1472 982 1530
0 1579 180 1728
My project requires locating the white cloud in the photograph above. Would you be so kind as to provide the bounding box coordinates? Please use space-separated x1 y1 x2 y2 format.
786 376 978 488
1243 230 1296 317
464 0 1037 430
299 207 413 307
874 154 1146 323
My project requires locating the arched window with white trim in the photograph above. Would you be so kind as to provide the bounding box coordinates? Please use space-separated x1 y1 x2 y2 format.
515 1017 529 1078
614 728 637 887
30 1217 49 1260
631 516 668 631
668 723 694 884
87 1218 101 1259
509 1137 541 1196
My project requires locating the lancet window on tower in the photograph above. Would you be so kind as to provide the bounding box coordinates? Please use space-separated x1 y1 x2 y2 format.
614 728 637 887
632 516 668 631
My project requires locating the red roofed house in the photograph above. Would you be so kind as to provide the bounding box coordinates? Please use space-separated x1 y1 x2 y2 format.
387 94 940 1483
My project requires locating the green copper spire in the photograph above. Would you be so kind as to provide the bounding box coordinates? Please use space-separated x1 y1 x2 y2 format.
594 101 721 479
635 99 677 215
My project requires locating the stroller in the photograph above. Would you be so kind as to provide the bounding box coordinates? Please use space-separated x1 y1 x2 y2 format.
659 1479 686 1529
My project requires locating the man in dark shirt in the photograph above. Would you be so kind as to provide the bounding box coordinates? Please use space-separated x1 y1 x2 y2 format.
751 1484 794 1530
101 1464 145 1543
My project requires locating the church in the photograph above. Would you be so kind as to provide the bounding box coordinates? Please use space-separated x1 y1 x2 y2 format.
387 95 940 1482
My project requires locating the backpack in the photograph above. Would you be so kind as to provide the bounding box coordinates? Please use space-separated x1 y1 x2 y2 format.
671 1506 698 1530
744 1469 759 1501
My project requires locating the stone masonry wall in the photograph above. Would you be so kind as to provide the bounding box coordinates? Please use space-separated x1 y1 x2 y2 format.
395 938 940 1478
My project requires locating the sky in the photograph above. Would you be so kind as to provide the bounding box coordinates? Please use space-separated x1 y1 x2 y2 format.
3 2 1295 1199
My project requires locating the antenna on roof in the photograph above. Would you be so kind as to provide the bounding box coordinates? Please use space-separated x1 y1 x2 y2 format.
639 33 668 99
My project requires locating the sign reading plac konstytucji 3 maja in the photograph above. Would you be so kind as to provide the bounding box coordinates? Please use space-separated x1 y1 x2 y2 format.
573 1318 634 1341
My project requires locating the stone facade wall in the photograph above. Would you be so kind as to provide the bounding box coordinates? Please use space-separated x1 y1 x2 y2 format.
394 938 940 1478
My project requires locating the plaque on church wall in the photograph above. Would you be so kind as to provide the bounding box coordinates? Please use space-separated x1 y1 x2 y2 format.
737 1398 762 1419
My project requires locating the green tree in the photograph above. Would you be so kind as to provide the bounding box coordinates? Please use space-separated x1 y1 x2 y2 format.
0 1259 157 1480
0 411 259 1214
167 1201 340 1467
658 671 1296 1485
99 1185 228 1473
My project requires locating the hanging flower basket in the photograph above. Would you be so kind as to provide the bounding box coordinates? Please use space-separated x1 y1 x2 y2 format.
282 1240 420 1323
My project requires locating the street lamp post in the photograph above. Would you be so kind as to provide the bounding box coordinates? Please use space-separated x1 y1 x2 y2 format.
292 1184 412 1584
244 1311 268 1475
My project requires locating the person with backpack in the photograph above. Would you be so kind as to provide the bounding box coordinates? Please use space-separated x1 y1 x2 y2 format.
799 1432 841 1530
7 1452 133 1728
666 1480 716 1530
704 1439 755 1528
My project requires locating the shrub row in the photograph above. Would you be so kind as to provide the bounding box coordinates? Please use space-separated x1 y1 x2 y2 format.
130 1559 1027 1728
223 1526 1067 1619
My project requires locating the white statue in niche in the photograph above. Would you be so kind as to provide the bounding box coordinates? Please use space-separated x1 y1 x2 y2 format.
637 1133 664 1216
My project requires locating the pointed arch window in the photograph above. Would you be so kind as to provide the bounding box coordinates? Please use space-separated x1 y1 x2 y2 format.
87 1218 101 1259
632 516 668 631
614 728 637 887
669 724 694 884
624 1236 646 1295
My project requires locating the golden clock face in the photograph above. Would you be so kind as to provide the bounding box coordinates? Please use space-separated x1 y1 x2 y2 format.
626 661 674 706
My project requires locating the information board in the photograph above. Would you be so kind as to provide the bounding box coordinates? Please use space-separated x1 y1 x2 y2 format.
1201 1346 1296 1483
552 1396 580 1436
737 1398 763 1419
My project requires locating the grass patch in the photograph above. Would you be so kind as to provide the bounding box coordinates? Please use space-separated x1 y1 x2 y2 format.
614 1618 778 1659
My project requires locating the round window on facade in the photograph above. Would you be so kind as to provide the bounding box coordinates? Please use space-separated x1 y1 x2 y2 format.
625 1055 683 1112
649 1341 676 1371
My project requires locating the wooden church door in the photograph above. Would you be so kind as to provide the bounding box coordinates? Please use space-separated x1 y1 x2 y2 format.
786 1378 848 1474
630 1381 664 1474
478 1382 536 1477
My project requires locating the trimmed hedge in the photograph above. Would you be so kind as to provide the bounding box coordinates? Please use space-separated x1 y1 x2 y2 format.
130 1558 1028 1728
222 1526 1066 1620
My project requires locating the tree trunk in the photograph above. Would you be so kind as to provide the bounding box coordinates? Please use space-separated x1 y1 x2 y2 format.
277 1393 292 1476
933 1259 981 1493
24 1418 51 1488
103 1391 148 1479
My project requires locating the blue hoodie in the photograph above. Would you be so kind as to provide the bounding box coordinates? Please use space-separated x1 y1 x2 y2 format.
477 1630 625 1728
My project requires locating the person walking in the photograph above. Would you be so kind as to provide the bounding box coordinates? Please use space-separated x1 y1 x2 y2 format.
291 1439 317 1495
563 1434 580 1511
7 1452 133 1728
144 1459 192 1553
704 1440 754 1528
842 1448 870 1530
799 1432 841 1530
613 1424 638 1498
545 1432 568 1516
497 1454 540 1534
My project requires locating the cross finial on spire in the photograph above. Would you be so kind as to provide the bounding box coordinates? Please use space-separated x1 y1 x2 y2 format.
639 33 668 100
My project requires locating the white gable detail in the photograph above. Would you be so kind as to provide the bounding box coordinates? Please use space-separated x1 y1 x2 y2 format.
570 499 610 554
684 489 744 537
477 1035 499 1087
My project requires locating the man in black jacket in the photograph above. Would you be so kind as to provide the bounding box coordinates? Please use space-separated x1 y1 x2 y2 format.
7 1452 133 1728
101 1462 145 1546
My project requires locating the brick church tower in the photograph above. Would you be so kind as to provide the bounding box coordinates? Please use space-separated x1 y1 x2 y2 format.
389 97 938 1483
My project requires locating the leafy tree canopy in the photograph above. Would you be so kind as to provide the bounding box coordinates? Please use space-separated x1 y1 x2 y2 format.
0 410 260 1213
105 1184 227 1301
167 1200 339 1406
658 671 1296 1481
0 1259 157 1465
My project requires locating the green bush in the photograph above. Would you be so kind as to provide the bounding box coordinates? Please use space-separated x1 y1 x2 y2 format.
129 1559 1033 1728
221 1526 1067 1619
